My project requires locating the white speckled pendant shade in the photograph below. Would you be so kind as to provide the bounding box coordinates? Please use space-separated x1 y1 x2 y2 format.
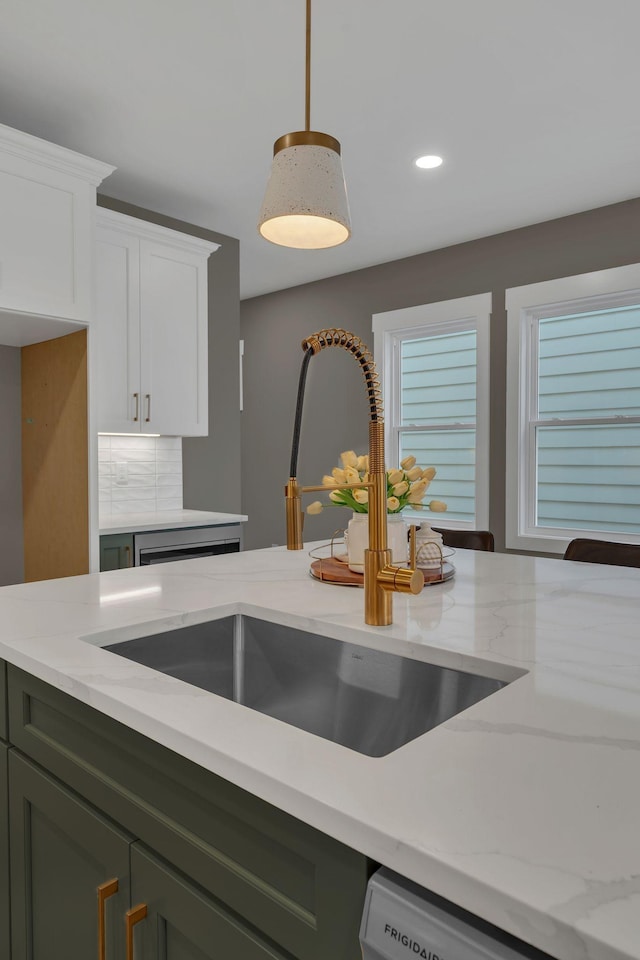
258 137 351 249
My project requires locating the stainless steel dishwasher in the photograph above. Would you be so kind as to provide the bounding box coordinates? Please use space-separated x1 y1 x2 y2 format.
360 868 552 960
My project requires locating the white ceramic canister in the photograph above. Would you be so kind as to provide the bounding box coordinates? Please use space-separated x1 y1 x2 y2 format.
345 512 408 573
415 520 444 568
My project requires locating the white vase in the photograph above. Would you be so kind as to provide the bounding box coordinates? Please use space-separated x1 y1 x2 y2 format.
345 512 408 573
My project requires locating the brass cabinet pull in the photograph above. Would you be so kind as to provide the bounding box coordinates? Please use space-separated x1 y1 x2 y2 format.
126 904 147 960
144 393 151 423
124 544 132 568
97 878 119 960
133 393 139 422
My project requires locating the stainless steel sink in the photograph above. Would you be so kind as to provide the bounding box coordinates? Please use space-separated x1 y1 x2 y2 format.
104 615 509 757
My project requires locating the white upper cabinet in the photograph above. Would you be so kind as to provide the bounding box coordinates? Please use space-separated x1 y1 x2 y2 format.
0 123 114 346
95 209 218 437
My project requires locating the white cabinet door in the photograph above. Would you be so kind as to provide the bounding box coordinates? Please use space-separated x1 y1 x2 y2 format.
0 123 114 331
94 228 141 433
139 240 209 437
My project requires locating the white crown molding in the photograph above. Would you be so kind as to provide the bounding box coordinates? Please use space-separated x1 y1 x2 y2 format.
0 122 115 185
96 207 220 256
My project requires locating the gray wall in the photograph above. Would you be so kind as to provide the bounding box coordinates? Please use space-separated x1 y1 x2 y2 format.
240 197 640 553
0 346 24 585
97 195 241 514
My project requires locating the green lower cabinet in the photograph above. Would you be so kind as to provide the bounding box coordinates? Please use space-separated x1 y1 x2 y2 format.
9 752 131 960
1 743 10 960
100 534 134 572
7 753 293 960
131 844 290 960
7 667 372 960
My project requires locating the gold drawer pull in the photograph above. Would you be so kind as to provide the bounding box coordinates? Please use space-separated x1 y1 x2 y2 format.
97 878 118 960
126 904 147 960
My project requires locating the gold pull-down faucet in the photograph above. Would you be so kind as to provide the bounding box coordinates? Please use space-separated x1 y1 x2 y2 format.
285 329 423 626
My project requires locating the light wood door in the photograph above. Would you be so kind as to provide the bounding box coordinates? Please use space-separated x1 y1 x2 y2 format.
139 240 208 437
21 329 89 582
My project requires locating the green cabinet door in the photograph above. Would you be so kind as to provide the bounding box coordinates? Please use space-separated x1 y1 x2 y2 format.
100 534 134 572
1 659 7 740
9 752 132 960
1 743 10 960
130 844 288 960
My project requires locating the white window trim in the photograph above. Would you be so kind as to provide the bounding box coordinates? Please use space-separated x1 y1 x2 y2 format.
506 263 640 553
373 293 491 530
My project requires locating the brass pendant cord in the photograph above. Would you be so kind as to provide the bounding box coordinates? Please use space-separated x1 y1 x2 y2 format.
305 0 311 131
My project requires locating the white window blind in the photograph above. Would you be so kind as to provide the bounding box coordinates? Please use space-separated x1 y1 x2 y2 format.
373 294 490 529
506 265 640 553
398 330 477 522
536 306 640 535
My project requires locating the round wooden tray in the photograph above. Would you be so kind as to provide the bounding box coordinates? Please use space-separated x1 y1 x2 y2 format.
310 555 455 587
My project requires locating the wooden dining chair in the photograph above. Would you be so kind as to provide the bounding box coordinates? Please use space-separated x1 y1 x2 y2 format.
431 528 495 552
563 538 640 568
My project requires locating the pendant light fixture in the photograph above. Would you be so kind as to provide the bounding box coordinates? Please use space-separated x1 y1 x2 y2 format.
258 0 351 249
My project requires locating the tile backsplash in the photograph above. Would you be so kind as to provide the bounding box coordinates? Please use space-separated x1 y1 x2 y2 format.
98 436 183 516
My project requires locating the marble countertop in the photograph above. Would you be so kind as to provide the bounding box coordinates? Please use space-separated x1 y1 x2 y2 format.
99 509 248 535
0 545 638 960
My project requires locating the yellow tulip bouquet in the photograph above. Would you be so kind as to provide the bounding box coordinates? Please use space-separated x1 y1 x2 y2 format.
307 450 447 516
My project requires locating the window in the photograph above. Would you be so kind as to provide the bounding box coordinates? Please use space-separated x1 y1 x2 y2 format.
506 265 640 553
373 293 491 528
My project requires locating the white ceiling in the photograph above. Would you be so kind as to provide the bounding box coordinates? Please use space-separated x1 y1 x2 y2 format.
2 0 640 299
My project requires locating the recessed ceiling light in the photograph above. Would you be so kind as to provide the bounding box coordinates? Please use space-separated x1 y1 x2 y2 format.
415 155 443 169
